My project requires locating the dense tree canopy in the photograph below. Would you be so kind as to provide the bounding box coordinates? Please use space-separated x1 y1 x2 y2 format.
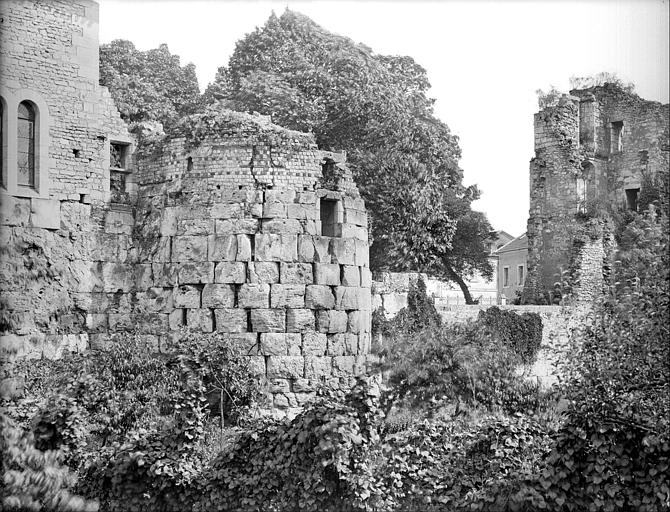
99 40 201 130
206 10 495 299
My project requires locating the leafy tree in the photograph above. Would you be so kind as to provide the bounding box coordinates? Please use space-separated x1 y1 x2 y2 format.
99 40 201 130
206 10 494 302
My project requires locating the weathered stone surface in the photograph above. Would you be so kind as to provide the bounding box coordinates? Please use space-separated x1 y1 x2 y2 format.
256 234 298 262
248 262 280 284
238 283 270 308
358 333 371 354
178 262 214 284
262 202 287 218
226 333 259 354
169 308 185 329
214 262 246 284
172 236 208 262
208 235 237 261
298 236 330 263
360 267 372 288
30 198 61 230
214 309 248 333
304 356 332 379
236 235 252 261
305 285 335 309
317 310 348 333
286 309 316 332
330 239 356 265
215 218 258 235
202 284 235 308
332 356 356 377
173 285 201 308
267 356 304 379
302 331 327 356
263 219 302 234
187 308 214 332
260 333 301 356
341 265 360 287
334 287 359 310
280 262 313 284
314 263 340 286
250 309 286 332
135 287 173 313
247 355 266 377
354 239 369 267
0 196 31 226
271 284 306 308
177 218 213 236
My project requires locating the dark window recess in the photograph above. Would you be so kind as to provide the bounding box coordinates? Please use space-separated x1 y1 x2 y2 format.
187 156 193 173
611 121 623 153
110 170 129 203
18 101 36 188
110 142 127 169
320 199 340 237
626 188 639 212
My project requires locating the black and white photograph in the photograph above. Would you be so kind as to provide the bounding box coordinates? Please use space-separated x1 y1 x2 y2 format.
1 0 668 510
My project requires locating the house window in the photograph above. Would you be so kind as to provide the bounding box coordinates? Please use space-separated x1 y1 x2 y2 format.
17 101 36 188
503 266 509 287
110 141 131 203
517 265 525 286
320 198 341 237
625 188 639 212
611 121 623 154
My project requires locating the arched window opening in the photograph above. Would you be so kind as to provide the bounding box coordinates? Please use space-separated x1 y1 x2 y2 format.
17 101 36 188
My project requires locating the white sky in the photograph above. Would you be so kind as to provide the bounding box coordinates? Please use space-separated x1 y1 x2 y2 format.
99 0 669 236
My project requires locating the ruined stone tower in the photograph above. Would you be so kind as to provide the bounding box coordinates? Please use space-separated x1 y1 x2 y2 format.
524 84 669 302
0 0 373 411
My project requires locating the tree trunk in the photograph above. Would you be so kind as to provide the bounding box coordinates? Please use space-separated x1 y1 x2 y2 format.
445 264 475 304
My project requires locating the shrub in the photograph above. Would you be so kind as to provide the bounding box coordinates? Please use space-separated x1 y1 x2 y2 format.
196 379 384 512
1 412 97 512
477 306 542 365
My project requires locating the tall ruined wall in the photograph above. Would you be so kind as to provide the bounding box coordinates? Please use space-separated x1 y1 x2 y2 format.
0 0 133 359
525 86 669 302
87 111 372 412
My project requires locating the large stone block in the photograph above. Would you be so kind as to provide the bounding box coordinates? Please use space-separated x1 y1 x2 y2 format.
250 309 286 332
262 201 287 218
1 196 31 226
238 283 270 308
304 356 332 379
176 218 213 236
314 263 340 286
226 333 259 355
172 236 208 262
211 203 243 218
178 262 215 284
135 287 173 313
186 308 214 332
330 239 356 265
316 310 348 333
280 262 314 284
133 264 154 291
302 331 327 356
169 308 185 329
360 267 372 288
332 356 356 377
298 236 330 263
358 333 371 354
152 263 178 286
305 285 335 309
101 263 133 292
255 234 298 262
263 219 302 234
237 235 252 261
173 285 201 308
287 203 317 220
265 189 296 203
355 240 369 267
260 333 302 356
247 355 266 378
214 309 248 333
334 287 359 310
214 262 246 284
248 262 280 284
267 356 304 379
358 289 372 311
271 284 306 308
215 218 258 235
30 198 61 229
286 309 316 333
208 235 237 261
202 284 235 308
341 265 360 287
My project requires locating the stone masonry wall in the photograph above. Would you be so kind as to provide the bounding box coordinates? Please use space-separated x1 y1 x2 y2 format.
86 111 372 413
524 85 669 302
1 0 133 359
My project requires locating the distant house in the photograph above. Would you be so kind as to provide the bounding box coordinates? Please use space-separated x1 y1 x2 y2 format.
495 233 528 303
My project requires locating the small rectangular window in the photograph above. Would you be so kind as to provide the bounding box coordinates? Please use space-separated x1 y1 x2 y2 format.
517 265 524 286
503 267 509 287
110 141 131 203
320 199 340 237
626 188 639 212
611 121 623 153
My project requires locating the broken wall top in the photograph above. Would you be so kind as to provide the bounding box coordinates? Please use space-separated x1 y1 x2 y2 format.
136 107 361 199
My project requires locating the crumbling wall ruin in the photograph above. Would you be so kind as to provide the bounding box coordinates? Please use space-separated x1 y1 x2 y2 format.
524 85 669 302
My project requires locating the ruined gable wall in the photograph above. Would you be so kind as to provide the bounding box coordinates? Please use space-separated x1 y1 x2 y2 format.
525 86 669 303
0 0 132 358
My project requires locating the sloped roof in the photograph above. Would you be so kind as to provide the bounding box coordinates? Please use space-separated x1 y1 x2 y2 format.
495 232 527 254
